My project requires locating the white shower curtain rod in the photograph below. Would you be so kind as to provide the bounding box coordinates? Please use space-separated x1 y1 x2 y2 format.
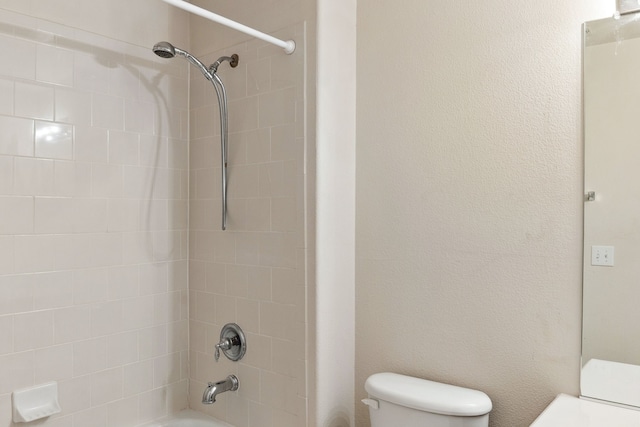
161 0 296 54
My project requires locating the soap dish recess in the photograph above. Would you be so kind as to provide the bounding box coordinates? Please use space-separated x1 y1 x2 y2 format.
12 381 62 423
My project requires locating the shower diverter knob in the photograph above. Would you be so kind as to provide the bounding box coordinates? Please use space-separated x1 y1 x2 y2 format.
214 323 246 362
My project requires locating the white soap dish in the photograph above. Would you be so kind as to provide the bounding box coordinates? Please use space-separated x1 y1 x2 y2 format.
12 381 62 423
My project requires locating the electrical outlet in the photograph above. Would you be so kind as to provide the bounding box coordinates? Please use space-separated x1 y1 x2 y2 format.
591 246 614 266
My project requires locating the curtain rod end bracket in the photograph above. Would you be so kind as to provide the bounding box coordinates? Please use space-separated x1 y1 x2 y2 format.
284 40 296 55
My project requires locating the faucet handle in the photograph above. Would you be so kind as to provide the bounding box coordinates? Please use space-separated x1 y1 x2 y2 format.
214 323 246 362
214 338 231 362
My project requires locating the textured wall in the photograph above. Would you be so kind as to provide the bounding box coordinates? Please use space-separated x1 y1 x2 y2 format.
356 1 610 426
0 7 190 427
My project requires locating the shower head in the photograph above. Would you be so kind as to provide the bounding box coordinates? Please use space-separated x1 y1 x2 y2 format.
153 41 176 58
153 41 214 81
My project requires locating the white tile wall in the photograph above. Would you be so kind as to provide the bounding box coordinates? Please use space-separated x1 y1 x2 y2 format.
188 25 308 427
0 10 189 427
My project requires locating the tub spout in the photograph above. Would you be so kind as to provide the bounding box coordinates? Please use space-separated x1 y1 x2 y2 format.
202 375 239 404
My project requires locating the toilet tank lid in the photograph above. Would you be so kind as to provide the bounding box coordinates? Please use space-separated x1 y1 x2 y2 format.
365 373 492 417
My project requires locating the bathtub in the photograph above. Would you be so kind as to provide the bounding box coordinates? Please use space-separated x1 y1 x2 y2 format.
142 410 233 427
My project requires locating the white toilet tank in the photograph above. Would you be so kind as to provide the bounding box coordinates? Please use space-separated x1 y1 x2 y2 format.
364 373 492 427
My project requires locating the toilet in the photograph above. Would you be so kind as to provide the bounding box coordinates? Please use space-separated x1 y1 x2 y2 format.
363 373 492 427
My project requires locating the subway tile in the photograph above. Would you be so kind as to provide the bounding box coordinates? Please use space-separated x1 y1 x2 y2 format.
72 198 108 233
214 294 236 325
0 235 15 275
0 350 34 394
55 233 122 270
73 406 107 427
0 315 13 355
55 87 92 125
73 337 107 376
0 274 34 315
124 99 154 134
0 78 13 115
0 156 13 195
91 163 124 198
0 115 34 157
34 197 74 234
54 306 91 344
0 196 33 235
247 266 272 301
228 96 258 133
245 128 271 164
91 367 123 406
247 57 271 96
235 233 261 266
0 34 36 80
227 264 249 298
152 230 182 262
34 343 73 383
14 235 56 273
138 387 167 423
36 44 74 87
13 310 54 351
168 138 188 170
191 105 218 139
32 271 74 310
107 396 139 427
59 376 92 415
72 268 108 305
108 130 139 165
35 121 73 160
260 301 295 340
258 88 295 128
75 125 108 162
140 134 168 168
108 64 139 101
236 298 260 333
106 331 139 368
167 320 188 353
92 93 124 130
14 157 55 196
122 296 154 332
271 197 296 232
74 52 110 93
108 199 140 232
258 232 296 268
107 265 139 300
121 232 155 265
153 352 181 387
245 197 271 231
138 325 167 360
270 124 296 161
91 301 123 337
139 262 168 295
54 160 91 197
15 81 54 120
123 360 154 397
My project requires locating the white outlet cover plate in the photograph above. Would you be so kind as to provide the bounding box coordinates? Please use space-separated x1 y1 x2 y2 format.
591 245 614 266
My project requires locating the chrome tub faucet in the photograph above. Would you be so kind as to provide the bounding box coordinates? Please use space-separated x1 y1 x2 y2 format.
202 375 239 404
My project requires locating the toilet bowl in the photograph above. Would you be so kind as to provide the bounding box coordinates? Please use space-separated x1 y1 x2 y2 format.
363 372 492 427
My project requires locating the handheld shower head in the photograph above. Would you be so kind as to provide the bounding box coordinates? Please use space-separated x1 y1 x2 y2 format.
153 41 176 58
152 41 214 81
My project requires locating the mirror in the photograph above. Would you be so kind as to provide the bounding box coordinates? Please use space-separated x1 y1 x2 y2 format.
582 12 640 408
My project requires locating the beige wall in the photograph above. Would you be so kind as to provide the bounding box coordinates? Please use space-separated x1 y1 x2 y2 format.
356 1 610 427
0 6 190 426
